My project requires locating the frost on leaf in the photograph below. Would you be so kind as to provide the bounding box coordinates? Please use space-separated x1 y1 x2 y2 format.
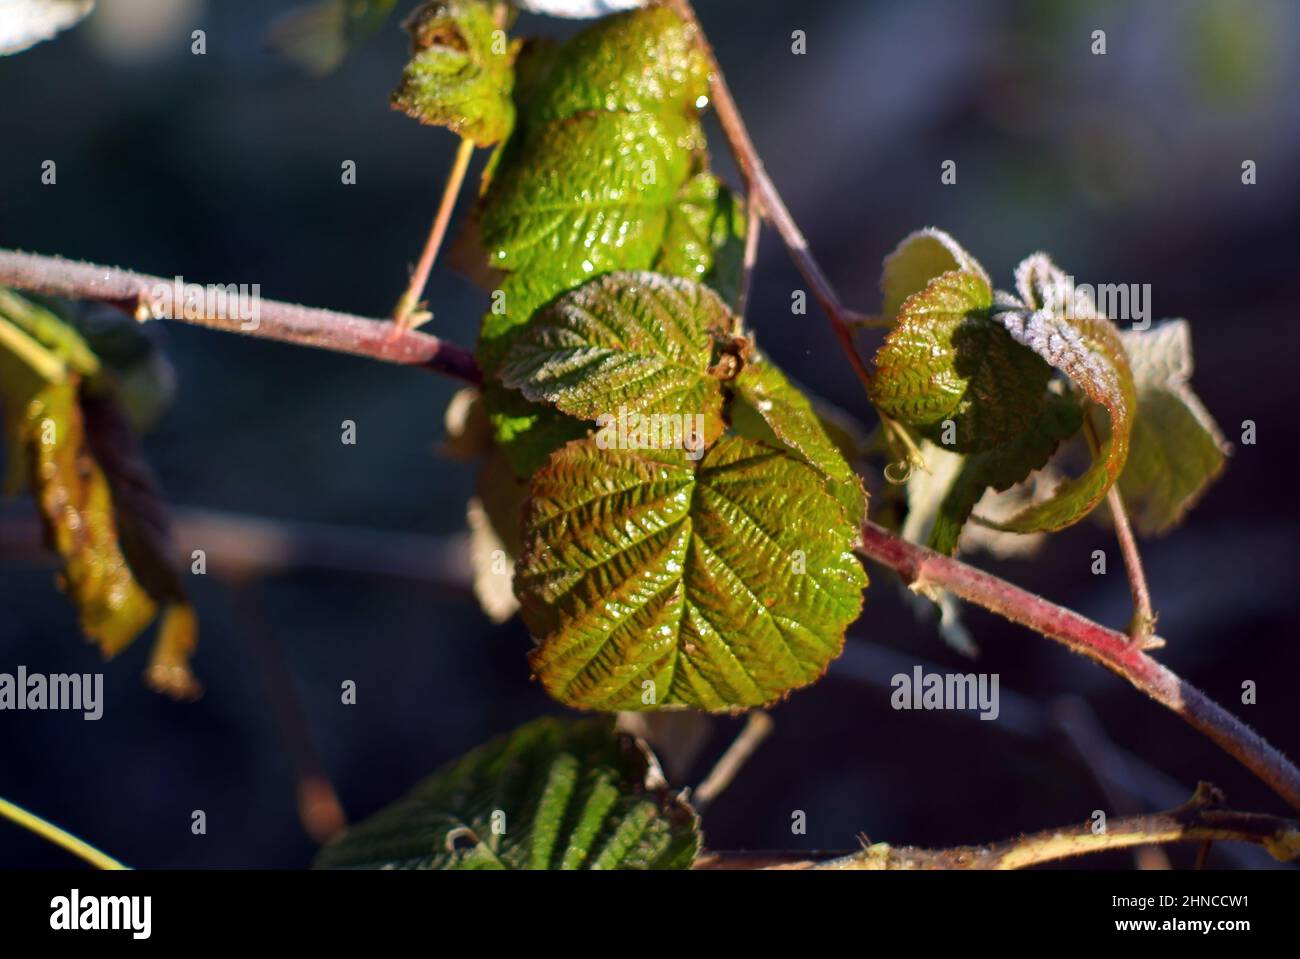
516 436 866 712
314 716 699 870
988 253 1136 533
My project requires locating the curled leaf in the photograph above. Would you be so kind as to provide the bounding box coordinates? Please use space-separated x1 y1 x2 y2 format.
391 0 516 146
654 172 748 306
23 377 160 655
314 716 699 869
989 254 1136 533
467 448 527 622
870 270 1054 453
880 227 989 318
517 436 866 712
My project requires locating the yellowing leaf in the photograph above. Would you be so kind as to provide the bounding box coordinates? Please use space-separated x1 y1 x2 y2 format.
517 436 866 712
24 377 160 656
314 716 699 869
1118 320 1229 536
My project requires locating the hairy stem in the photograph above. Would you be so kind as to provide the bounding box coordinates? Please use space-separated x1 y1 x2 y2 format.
813 784 1300 869
0 796 128 870
667 0 874 393
393 137 476 328
857 521 1300 813
3 247 1297 813
0 251 481 384
697 785 1300 869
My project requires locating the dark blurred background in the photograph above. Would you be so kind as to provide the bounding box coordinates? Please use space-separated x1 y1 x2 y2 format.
1 0 1298 868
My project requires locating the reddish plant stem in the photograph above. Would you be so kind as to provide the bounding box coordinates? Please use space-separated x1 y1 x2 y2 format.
857 521 1300 813
667 0 874 393
3 254 1298 813
0 251 481 384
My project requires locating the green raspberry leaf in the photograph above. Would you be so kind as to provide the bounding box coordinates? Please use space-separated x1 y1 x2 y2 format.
870 270 1055 453
499 272 729 449
987 254 1137 533
517 436 867 712
390 0 516 146
475 7 714 473
880 227 990 318
314 716 700 870
730 355 866 527
1117 320 1230 536
654 172 748 306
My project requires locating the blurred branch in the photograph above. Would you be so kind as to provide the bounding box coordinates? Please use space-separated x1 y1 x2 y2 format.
232 582 346 844
692 712 774 811
857 521 1300 814
1054 695 1171 869
0 505 473 592
0 251 481 384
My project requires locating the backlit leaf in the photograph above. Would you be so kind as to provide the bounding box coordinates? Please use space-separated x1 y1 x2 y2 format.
475 6 714 471
879 227 989 318
314 716 699 869
517 436 866 712
1117 320 1229 536
499 271 729 448
731 354 865 527
390 0 516 146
